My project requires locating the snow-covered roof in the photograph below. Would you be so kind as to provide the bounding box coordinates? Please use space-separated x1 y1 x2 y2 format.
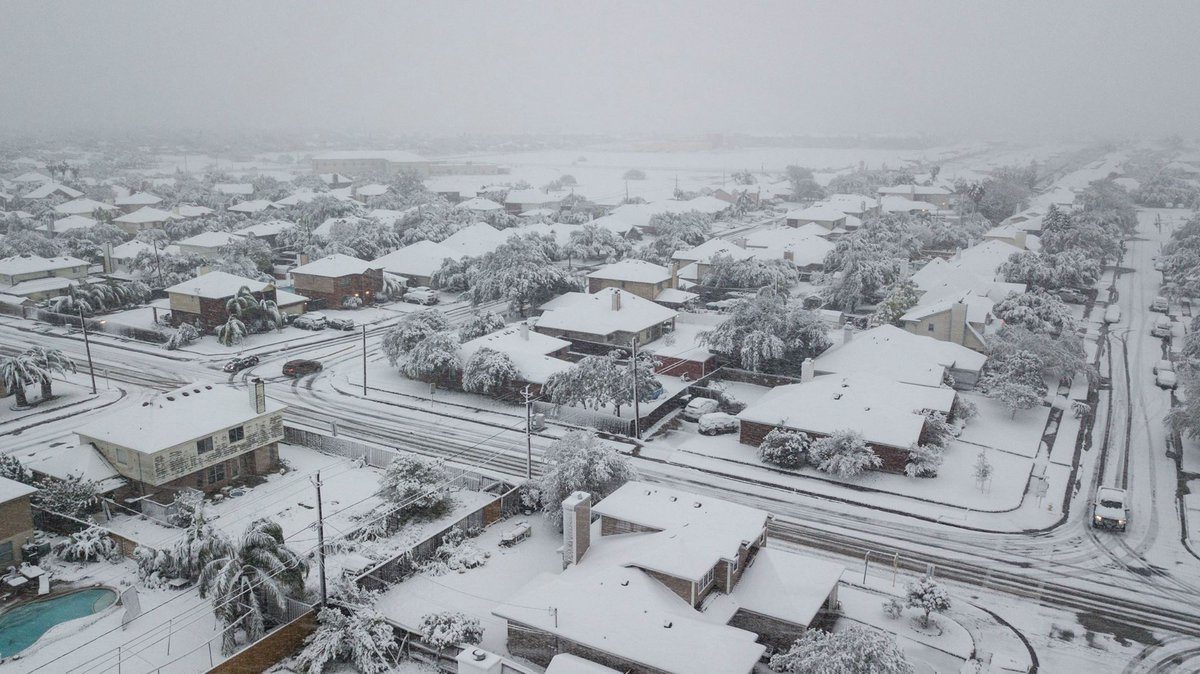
957 239 1023 274
12 171 52 184
588 214 637 235
441 222 508 258
234 219 295 238
44 215 98 233
880 195 937 213
114 206 176 224
537 288 677 338
815 324 986 386
511 221 581 247
456 197 503 212
115 191 162 206
111 240 154 260
164 271 272 299
901 291 995 325
54 198 115 215
719 548 844 629
175 204 214 218
319 172 353 185
0 476 36 504
587 259 671 284
373 240 463 278
178 231 242 250
271 190 321 207
312 150 427 163
641 312 723 362
227 199 273 213
214 182 254 196
23 442 124 494
23 182 83 200
2 276 78 296
744 226 830 249
291 253 381 278
654 287 698 305
459 324 572 384
355 183 389 197
367 207 418 225
878 184 952 196
76 383 285 454
737 374 955 449
671 239 754 264
505 188 568 206
545 654 620 674
519 207 557 218
312 216 364 239
0 254 87 276
784 204 847 223
275 289 309 307
822 193 880 212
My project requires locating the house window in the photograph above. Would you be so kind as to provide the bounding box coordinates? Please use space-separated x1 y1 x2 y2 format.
196 437 214 454
0 542 12 566
699 565 715 589
228 426 245 443
927 323 935 332
207 463 226 484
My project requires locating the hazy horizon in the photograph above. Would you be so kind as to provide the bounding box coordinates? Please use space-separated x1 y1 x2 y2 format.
2 1 1198 140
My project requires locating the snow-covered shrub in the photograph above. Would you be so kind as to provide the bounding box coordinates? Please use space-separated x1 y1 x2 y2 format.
882 597 904 620
529 431 637 526
757 428 810 469
167 490 204 528
0 455 31 485
134 545 174 588
904 444 943 478
905 577 951 628
377 455 452 520
163 323 200 351
56 524 117 563
462 348 519 398
973 451 993 491
33 475 98 518
770 626 913 673
810 430 880 478
341 295 363 309
919 411 954 449
295 604 398 674
949 394 978 424
215 316 247 347
421 527 490 576
994 381 1042 418
418 611 483 650
1071 401 1091 419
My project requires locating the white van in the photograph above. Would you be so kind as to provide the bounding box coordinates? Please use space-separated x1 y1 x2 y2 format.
1103 304 1121 324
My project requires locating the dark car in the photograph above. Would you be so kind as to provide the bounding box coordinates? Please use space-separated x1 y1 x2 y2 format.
222 355 260 373
328 317 356 331
283 359 323 378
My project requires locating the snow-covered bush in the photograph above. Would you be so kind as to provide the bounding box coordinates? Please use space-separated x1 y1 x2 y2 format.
904 444 944 478
167 490 204 528
33 475 98 518
882 597 904 620
1071 401 1091 419
398 332 462 384
0 455 31 485
770 626 913 673
341 295 363 309
458 311 507 342
134 545 174 588
528 431 637 526
905 576 951 628
215 316 247 347
810 430 880 478
462 348 519 398
949 395 978 424
418 611 483 650
919 411 954 449
757 428 810 469
994 381 1042 418
55 524 117 563
973 451 993 491
295 604 398 674
421 527 490 576
163 323 200 350
377 455 452 520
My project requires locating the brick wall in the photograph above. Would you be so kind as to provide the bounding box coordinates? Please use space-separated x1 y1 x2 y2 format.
642 567 695 606
654 355 713 380
506 621 671 674
0 496 34 564
209 609 316 674
727 609 805 652
292 270 382 308
599 515 661 537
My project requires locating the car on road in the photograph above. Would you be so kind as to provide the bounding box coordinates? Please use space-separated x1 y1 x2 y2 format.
681 397 721 421
1103 304 1121 324
222 355 260 373
1150 296 1169 313
294 312 328 330
327 317 356 331
1151 316 1172 338
403 287 439 305
1156 369 1178 390
1092 487 1129 531
283 359 323 378
697 412 739 436
1057 289 1088 304
1153 359 1174 375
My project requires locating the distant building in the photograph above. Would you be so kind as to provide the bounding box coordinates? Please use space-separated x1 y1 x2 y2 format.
54 198 116 217
373 240 462 288
0 477 36 566
113 206 176 234
586 259 685 304
114 191 163 214
784 204 848 230
0 254 89 301
877 184 955 209
22 182 83 201
671 239 754 284
176 231 243 258
290 254 384 308
311 151 433 177
536 288 677 351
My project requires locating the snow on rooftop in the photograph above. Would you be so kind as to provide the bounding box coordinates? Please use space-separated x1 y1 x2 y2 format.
586 259 672 284
457 196 503 211
785 204 848 222
164 270 272 299
311 150 428 163
505 188 569 205
12 171 52 183
0 476 36 503
545 654 621 674
234 219 295 238
814 324 986 387
214 182 254 195
23 442 124 494
880 195 937 213
76 383 284 454
178 231 242 249
45 215 98 233
737 373 955 449
54 198 115 215
537 288 677 337
175 204 214 218
878 184 952 196
373 240 462 278
0 254 88 275
114 191 162 206
718 548 843 628
441 222 508 258
111 240 154 259
23 182 83 200
272 190 321 207
743 226 830 249
355 183 389 197
459 324 572 384
641 311 724 362
823 193 880 211
671 239 754 263
227 199 273 213
114 206 176 224
291 253 381 277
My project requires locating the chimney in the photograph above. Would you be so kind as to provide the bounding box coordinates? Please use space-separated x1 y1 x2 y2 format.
562 491 591 568
519 322 529 340
843 324 854 343
102 242 113 274
783 249 794 263
669 261 679 289
801 358 815 382
455 648 503 674
611 290 621 311
250 377 266 414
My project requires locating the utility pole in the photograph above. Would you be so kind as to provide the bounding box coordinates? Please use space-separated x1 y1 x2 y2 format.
630 337 641 440
79 307 97 394
152 239 164 287
523 384 534 480
311 472 327 606
362 324 368 396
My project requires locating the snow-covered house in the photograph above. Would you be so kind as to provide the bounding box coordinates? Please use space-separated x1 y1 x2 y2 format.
176 230 243 258
441 222 509 258
737 373 956 473
233 219 295 247
642 311 726 380
76 380 284 496
113 206 176 234
0 477 36 566
458 323 572 396
53 197 116 217
0 254 89 300
586 259 693 307
42 214 98 235
494 483 843 671
108 240 156 274
227 199 273 214
456 196 504 213
373 240 462 288
784 204 848 230
164 271 299 330
354 183 389 202
504 189 568 215
535 288 678 351
981 225 1029 250
814 324 987 388
22 182 83 201
174 204 215 219
877 184 955 209
880 195 937 214
214 182 254 197
821 193 880 218
290 254 384 308
743 230 835 277
899 293 996 353
114 191 163 213
671 239 754 283
11 171 52 185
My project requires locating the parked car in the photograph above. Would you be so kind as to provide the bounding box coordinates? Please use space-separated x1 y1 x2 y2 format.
1103 304 1121 324
682 397 721 421
403 287 439 305
1058 289 1088 304
1156 369 1178 390
1154 259 1165 271
283 359 323 378
1151 316 1171 338
294 312 328 330
222 355 260 373
1092 487 1129 531
1153 359 1174 375
1150 296 1169 313
698 412 739 436
327 317 356 331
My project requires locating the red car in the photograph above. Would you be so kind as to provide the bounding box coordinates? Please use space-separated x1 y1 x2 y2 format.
283 359 322 378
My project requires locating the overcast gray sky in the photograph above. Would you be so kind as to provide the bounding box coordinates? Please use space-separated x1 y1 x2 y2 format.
2 1 1197 139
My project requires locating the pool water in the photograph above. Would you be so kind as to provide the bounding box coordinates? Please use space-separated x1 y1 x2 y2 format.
0 588 117 657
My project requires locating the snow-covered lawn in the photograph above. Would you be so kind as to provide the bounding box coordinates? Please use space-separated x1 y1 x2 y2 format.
837 584 973 673
957 392 1051 459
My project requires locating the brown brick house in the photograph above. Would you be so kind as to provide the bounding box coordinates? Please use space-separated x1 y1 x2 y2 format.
0 477 36 566
165 271 298 332
290 254 384 308
585 259 676 302
535 288 678 351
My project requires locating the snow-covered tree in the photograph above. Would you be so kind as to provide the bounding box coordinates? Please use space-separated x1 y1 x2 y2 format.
988 326 1084 383
0 455 31 484
469 236 578 315
377 454 451 519
295 602 398 674
199 518 308 654
565 223 632 262
134 545 175 588
810 430 880 478
919 411 955 449
543 350 660 416
978 348 1047 397
0 353 46 408
905 576 951 628
169 510 231 581
458 311 507 342
55 524 117 563
215 315 247 346
381 309 451 365
33 475 97 518
18 346 75 402
904 444 944 478
164 322 201 350
1168 371 1200 440
637 211 713 264
993 291 1077 335
973 451 994 490
757 428 810 469
994 381 1043 418
399 331 462 384
869 279 922 327
701 254 800 296
421 527 490 575
700 291 831 374
1000 249 1100 291
462 348 519 397
770 626 913 674
530 431 636 526
418 611 483 650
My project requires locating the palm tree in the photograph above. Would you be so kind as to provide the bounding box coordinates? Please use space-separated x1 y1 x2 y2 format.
216 316 246 347
25 347 76 401
198 519 307 654
0 354 48 408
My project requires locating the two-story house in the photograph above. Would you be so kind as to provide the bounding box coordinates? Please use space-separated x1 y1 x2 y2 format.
290 254 384 309
0 254 90 300
585 259 693 306
75 380 284 497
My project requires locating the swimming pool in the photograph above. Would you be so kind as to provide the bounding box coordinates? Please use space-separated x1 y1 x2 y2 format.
0 588 117 657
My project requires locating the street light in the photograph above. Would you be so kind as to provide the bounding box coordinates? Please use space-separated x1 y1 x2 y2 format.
78 307 97 394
